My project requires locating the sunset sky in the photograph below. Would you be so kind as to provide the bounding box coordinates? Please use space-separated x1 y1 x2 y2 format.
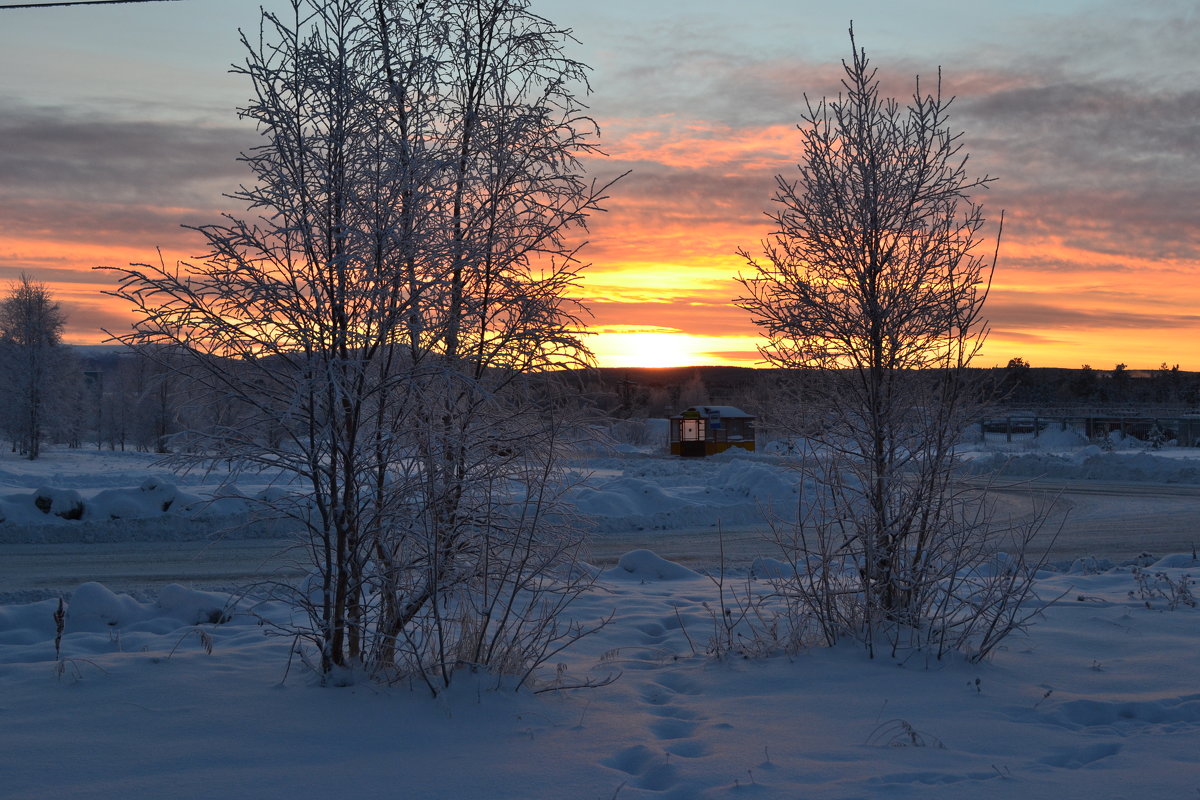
1 0 1197 369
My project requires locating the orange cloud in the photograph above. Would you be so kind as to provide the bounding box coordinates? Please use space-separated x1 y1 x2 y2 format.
6 57 1199 372
602 118 801 174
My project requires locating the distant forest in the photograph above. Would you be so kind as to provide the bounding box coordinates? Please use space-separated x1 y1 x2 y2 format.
6 349 1197 455
587 361 1200 419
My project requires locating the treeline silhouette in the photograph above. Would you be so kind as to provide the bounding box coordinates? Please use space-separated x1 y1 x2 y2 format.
587 361 1200 420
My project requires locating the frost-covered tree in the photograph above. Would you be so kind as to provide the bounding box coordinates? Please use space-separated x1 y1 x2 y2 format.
0 274 67 459
737 30 1046 660
103 0 614 689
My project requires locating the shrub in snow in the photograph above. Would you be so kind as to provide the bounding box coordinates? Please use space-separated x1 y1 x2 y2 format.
605 418 668 448
33 487 84 520
1130 567 1196 610
751 491 1059 661
1147 424 1169 449
866 719 946 749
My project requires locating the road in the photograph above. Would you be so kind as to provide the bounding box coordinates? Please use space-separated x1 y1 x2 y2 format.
584 478 1200 568
1 479 1197 600
0 539 307 602
981 478 1200 562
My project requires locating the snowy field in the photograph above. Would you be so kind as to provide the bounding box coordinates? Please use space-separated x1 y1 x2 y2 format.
2 430 1199 798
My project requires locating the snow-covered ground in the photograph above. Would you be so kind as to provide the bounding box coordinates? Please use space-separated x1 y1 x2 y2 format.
2 430 1198 798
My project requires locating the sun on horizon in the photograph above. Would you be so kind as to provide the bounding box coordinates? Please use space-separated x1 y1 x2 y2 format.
586 329 760 369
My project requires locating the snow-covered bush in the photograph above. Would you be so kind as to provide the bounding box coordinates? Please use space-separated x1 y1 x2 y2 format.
605 418 669 449
753 487 1057 661
32 487 83 520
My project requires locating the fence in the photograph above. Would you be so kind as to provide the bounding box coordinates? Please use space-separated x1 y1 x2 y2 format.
978 414 1200 446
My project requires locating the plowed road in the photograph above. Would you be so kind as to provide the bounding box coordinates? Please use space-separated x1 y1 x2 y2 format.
2 479 1196 599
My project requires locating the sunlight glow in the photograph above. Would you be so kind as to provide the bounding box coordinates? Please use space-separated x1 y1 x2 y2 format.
580 261 737 299
588 329 760 368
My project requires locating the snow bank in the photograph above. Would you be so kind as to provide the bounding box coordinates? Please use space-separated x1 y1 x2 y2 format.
0 448 300 544
0 480 239 527
566 450 802 534
962 448 1200 483
66 582 233 632
1 473 299 545
9 436 1200 552
85 479 195 520
1033 425 1090 448
34 486 85 519
0 582 235 653
0 487 85 525
606 549 700 581
572 477 685 518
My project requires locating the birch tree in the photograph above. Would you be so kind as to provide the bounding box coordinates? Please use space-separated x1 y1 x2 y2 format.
0 274 67 459
103 0 613 689
737 29 1048 660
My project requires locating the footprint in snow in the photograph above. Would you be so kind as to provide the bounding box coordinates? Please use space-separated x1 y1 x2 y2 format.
1037 741 1122 769
650 717 698 740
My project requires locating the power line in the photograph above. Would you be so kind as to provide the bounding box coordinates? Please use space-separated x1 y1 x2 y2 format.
0 0 183 9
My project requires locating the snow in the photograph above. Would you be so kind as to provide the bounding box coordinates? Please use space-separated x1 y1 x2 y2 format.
2 555 1197 799
0 451 292 546
676 405 753 418
568 448 802 534
965 447 1200 483
2 432 1200 798
608 548 702 581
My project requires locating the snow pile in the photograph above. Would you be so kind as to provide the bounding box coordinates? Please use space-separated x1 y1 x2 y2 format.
961 448 1200 483
67 582 233 632
1031 425 1090 449
571 476 686 519
711 455 797 502
0 479 252 527
87 479 193 519
0 450 310 545
34 486 83 518
606 549 701 581
567 450 801 534
750 555 794 578
0 582 235 654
